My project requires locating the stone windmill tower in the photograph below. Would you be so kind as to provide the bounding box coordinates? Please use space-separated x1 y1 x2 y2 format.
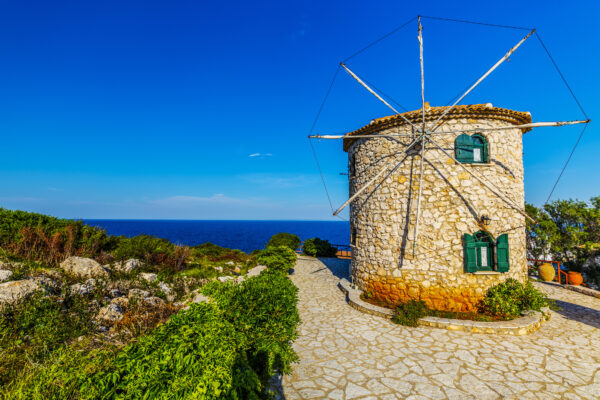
310 17 589 312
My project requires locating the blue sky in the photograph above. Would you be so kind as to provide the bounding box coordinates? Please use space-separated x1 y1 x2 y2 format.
0 0 598 220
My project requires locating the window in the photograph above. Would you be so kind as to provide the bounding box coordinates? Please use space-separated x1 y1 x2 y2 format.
463 231 509 273
455 133 488 164
351 226 358 247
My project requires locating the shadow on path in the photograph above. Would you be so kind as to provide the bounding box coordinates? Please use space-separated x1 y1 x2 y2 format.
313 257 351 280
553 299 600 330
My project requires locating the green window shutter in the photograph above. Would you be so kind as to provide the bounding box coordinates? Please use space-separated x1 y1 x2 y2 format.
455 134 474 163
496 234 510 272
463 233 478 273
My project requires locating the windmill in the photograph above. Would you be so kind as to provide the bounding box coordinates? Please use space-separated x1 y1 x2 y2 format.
308 16 590 311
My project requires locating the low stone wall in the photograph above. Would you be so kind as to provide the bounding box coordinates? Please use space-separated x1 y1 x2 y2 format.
339 278 549 335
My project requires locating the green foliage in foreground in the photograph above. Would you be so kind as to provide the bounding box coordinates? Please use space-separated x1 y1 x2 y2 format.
302 237 337 257
202 271 300 389
4 271 300 399
478 278 553 319
266 233 301 252
0 292 96 387
88 303 249 399
256 246 297 274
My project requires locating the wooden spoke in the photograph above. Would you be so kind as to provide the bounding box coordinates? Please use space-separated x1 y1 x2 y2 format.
427 29 535 134
426 136 536 223
340 63 421 133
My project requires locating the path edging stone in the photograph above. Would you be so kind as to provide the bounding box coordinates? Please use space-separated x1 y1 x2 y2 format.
339 278 549 335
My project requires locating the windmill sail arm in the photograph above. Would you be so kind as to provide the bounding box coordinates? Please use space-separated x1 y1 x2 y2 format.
428 29 535 134
340 63 421 133
426 137 536 224
332 133 426 215
309 119 590 140
432 119 590 135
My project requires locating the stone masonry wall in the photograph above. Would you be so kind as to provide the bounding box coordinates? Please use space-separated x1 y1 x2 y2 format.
348 115 527 312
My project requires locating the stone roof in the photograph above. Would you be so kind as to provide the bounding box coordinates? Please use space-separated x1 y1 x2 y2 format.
343 103 532 151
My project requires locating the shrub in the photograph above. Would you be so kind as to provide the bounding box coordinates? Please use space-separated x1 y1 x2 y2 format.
302 237 337 257
256 246 296 274
113 235 190 272
4 341 117 400
0 291 96 386
192 242 249 263
266 233 301 252
202 271 300 392
84 302 251 399
391 300 429 327
478 278 552 319
0 208 117 266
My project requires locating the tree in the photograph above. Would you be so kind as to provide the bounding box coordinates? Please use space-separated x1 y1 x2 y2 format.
543 198 600 271
525 203 558 261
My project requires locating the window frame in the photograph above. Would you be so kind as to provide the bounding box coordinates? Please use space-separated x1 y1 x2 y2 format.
454 133 489 164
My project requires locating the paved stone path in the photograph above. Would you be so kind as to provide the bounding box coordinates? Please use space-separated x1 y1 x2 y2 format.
280 256 600 399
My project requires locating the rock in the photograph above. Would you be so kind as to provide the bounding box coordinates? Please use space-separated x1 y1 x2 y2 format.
143 296 165 307
60 256 108 279
247 265 267 278
109 288 124 298
226 261 235 266
140 272 158 283
114 259 142 273
128 288 151 299
70 279 97 296
214 266 223 273
0 280 40 307
218 276 234 283
96 304 123 323
158 282 172 295
0 270 13 282
111 296 130 308
191 292 211 304
158 282 175 301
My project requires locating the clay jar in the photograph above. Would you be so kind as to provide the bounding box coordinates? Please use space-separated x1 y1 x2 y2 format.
568 271 583 286
538 263 555 282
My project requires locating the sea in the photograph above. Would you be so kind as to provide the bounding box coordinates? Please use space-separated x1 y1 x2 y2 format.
84 220 350 253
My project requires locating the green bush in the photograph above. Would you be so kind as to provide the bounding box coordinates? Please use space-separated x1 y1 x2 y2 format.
84 302 252 399
256 246 296 274
0 208 117 266
192 242 250 263
478 278 552 319
202 271 300 392
391 300 429 327
4 342 116 399
113 235 190 272
266 233 301 252
0 292 96 386
302 238 337 257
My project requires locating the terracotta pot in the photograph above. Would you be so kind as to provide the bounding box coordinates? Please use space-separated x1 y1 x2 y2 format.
538 263 555 282
568 271 583 286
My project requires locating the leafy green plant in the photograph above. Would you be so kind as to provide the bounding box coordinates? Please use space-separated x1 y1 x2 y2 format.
391 300 429 327
86 303 249 399
266 233 301 252
256 246 296 274
0 291 96 386
202 271 300 392
302 237 338 257
478 278 553 319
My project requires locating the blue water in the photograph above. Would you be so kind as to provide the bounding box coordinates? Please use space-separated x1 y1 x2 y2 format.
84 220 350 253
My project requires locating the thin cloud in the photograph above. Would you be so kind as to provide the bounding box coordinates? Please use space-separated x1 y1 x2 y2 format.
249 153 272 158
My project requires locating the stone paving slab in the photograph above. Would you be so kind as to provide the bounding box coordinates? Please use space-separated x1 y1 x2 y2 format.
280 256 600 399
